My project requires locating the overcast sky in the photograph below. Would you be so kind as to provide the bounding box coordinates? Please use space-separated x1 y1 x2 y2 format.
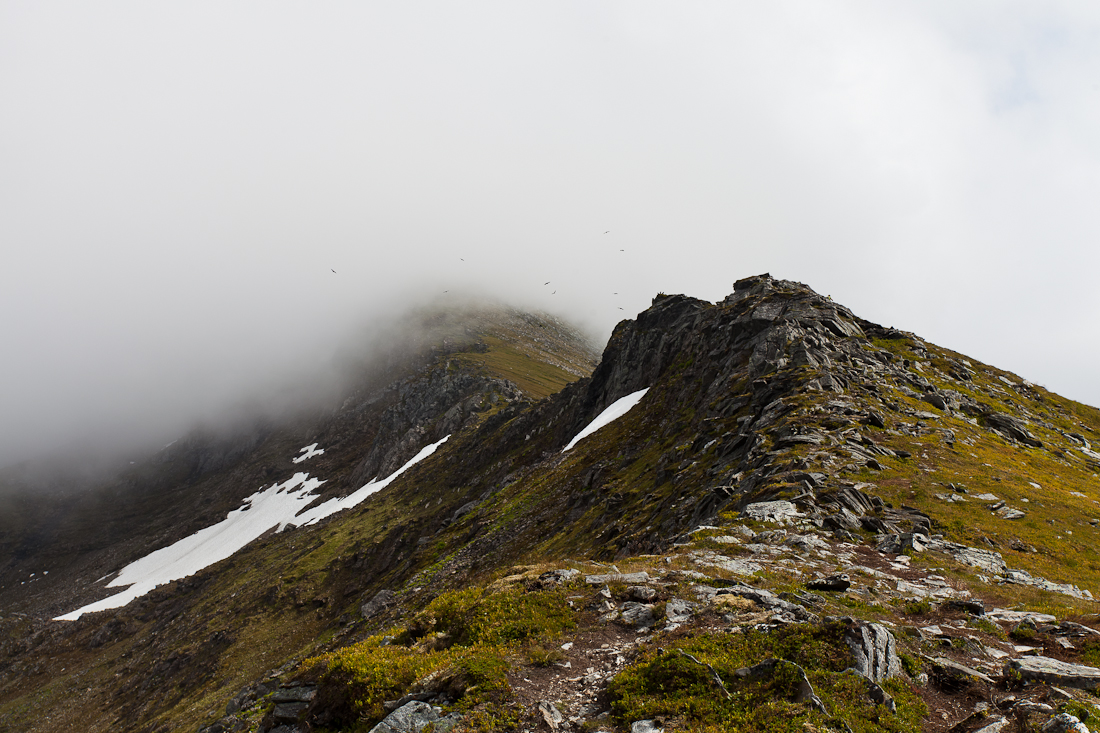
2 2 1099 469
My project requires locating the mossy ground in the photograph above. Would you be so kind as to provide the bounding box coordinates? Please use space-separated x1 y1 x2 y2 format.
611 623 926 733
306 584 577 731
852 337 1100 597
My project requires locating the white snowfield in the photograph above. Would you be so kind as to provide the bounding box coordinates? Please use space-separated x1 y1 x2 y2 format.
55 435 450 621
291 436 450 527
561 388 649 453
292 443 325 463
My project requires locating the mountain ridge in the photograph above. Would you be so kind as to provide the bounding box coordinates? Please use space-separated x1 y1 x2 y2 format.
3 276 1100 733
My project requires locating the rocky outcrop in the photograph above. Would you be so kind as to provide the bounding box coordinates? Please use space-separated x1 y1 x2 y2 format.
1006 657 1100 690
349 367 526 486
367 700 461 733
844 621 901 682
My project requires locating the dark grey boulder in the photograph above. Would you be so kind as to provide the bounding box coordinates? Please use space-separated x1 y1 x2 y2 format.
361 589 396 619
943 598 985 616
272 702 309 723
1055 621 1100 637
822 508 862 532
876 532 928 554
923 393 948 411
272 686 316 704
863 411 886 429
985 413 1043 448
450 500 479 521
806 574 850 592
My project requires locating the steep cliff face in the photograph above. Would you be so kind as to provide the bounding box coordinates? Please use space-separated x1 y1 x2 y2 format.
2 279 1100 733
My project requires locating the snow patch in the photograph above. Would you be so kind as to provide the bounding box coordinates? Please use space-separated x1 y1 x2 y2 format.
55 435 450 621
290 435 450 528
562 388 649 453
292 443 324 463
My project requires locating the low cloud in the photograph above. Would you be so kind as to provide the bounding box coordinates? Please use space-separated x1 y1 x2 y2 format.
2 2 1099 471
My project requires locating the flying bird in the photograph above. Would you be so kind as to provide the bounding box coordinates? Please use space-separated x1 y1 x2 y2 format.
544 281 550 285
331 269 336 273
604 231 610 234
552 290 556 295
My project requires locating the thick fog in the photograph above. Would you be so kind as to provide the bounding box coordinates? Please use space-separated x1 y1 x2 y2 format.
2 3 1099 471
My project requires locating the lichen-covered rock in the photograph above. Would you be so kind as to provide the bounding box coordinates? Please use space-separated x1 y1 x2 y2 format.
1041 713 1090 733
664 598 695 625
620 602 656 629
367 701 460 733
843 621 901 682
1005 657 1100 690
741 501 802 524
585 572 650 585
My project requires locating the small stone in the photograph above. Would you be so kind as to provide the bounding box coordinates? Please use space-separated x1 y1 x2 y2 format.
539 701 564 730
972 717 1010 733
628 586 657 602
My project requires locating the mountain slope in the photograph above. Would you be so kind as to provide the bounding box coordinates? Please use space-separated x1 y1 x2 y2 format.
2 277 1100 733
